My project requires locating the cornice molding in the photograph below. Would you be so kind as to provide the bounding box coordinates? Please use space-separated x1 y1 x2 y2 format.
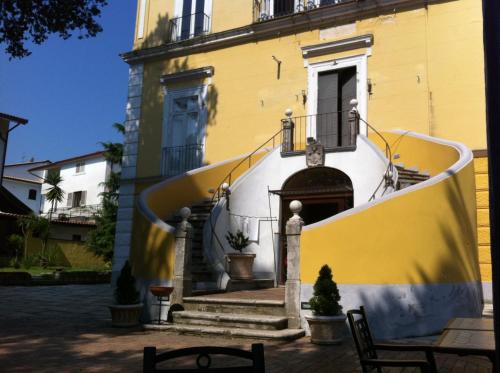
301 34 373 58
160 66 214 84
121 0 448 64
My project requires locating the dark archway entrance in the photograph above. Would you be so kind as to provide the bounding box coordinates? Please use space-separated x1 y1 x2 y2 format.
272 167 354 284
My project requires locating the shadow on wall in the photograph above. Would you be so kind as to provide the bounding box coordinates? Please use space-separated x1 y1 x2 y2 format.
356 168 482 340
137 13 219 176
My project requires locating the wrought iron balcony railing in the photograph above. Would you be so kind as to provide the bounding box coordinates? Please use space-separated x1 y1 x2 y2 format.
281 110 358 155
162 144 204 178
253 0 347 22
169 12 210 42
43 204 101 223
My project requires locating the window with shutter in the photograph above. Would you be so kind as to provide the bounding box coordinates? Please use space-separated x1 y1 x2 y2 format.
76 161 85 173
80 191 87 206
67 193 74 207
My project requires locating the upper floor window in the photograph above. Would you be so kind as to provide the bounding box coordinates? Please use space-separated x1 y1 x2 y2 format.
170 0 212 42
75 161 85 174
28 189 37 200
67 190 87 208
254 0 345 22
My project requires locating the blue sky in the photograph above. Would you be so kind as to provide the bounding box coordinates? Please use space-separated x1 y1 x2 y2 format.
0 1 137 164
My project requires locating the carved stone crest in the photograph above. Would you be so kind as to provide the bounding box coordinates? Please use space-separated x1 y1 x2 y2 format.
305 137 325 167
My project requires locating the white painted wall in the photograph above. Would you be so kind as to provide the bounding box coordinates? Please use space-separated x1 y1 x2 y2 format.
207 135 392 286
41 156 111 214
2 178 42 213
2 161 49 214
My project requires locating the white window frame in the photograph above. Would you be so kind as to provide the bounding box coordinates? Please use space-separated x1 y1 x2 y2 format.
137 0 147 39
307 54 368 138
161 85 208 175
75 161 85 174
173 0 212 40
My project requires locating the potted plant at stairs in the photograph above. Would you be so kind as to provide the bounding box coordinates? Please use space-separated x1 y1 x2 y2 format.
305 264 346 344
225 230 255 280
109 261 143 327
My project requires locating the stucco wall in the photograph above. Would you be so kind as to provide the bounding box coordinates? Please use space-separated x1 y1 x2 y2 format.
299 132 481 339
133 0 485 181
210 135 390 284
2 179 41 214
41 157 108 213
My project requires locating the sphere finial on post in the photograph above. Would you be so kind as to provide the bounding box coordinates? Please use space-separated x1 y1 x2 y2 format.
179 207 191 222
289 200 302 216
285 108 293 118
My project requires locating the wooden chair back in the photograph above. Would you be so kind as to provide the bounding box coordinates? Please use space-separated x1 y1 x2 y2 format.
143 343 265 372
347 306 379 369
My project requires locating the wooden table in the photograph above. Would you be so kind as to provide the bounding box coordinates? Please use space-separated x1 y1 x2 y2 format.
436 328 496 370
444 317 494 331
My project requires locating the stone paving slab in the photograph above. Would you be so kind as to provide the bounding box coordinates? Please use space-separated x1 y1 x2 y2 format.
0 285 493 372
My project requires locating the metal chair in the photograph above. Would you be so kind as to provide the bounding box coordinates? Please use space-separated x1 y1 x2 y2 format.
347 306 437 373
143 343 265 372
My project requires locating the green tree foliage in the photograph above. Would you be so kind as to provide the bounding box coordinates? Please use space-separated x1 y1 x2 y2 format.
17 213 38 258
44 170 64 222
87 122 124 263
115 260 140 305
7 234 23 263
309 265 343 316
0 0 108 59
32 216 51 266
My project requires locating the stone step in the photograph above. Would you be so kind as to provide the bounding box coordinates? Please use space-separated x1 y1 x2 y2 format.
226 279 275 292
172 311 288 331
144 323 305 341
192 271 214 282
192 282 220 293
183 296 286 316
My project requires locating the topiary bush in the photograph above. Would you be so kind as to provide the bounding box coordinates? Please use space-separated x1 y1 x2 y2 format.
115 260 140 305
309 264 342 316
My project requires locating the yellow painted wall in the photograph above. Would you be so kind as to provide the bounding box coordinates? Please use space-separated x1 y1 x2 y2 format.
134 0 175 50
27 237 107 269
135 0 485 179
130 151 268 278
212 0 253 33
133 0 253 49
474 156 491 282
301 134 480 285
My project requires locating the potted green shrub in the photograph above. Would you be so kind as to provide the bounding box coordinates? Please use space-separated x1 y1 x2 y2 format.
108 261 143 327
305 264 346 344
225 230 255 280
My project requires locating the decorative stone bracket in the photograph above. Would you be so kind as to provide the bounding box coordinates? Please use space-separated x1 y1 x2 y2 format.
285 200 304 329
171 207 193 306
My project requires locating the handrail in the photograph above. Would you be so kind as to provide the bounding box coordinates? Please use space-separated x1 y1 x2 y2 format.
208 127 284 258
358 115 395 201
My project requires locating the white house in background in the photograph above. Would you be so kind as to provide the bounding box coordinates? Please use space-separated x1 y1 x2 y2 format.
2 160 50 214
29 151 119 236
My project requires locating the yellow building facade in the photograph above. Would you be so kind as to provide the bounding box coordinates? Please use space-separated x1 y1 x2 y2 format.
114 0 489 338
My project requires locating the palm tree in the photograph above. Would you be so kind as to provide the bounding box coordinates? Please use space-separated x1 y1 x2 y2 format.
100 122 125 168
45 170 64 222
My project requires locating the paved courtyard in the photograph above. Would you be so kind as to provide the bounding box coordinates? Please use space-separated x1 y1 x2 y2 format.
0 284 493 372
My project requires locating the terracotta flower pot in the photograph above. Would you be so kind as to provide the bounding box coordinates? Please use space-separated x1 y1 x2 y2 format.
226 253 256 280
305 314 346 344
108 303 143 327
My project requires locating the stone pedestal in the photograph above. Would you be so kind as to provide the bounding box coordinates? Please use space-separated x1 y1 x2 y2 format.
285 200 304 329
171 207 193 306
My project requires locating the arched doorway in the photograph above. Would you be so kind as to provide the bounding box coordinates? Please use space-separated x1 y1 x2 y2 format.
273 167 354 284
